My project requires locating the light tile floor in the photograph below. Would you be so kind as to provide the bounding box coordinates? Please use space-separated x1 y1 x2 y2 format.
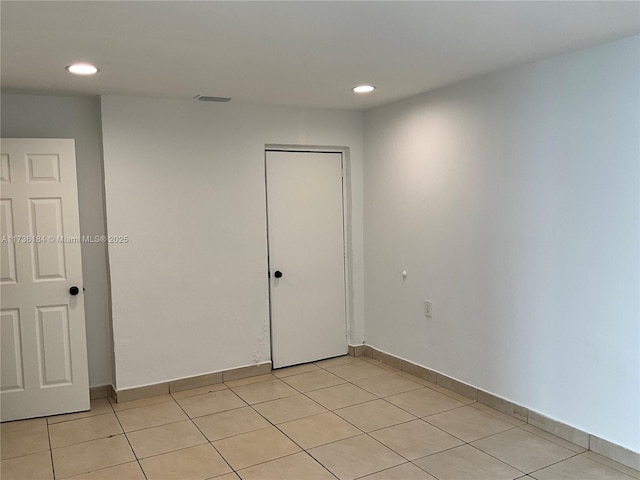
1 355 638 480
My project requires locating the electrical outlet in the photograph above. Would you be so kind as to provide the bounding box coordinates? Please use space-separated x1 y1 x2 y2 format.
424 300 433 318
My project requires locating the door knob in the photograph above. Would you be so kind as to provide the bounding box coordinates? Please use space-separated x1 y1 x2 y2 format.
69 286 80 296
274 271 283 278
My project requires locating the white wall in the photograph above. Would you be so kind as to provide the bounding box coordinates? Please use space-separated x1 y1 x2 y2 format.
364 36 639 452
100 97 364 389
1 93 114 388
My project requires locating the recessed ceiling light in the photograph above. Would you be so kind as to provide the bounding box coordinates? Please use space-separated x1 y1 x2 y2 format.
353 85 375 93
65 63 99 76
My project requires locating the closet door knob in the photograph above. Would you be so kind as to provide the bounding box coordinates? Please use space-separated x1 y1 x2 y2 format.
274 271 283 278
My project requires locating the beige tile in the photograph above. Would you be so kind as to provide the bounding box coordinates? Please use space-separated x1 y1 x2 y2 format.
386 387 465 417
397 371 439 387
360 357 401 372
361 462 437 480
0 417 47 434
140 443 232 480
370 419 463 460
176 389 246 418
279 412 361 449
308 434 404 480
527 411 589 448
171 382 228 400
369 349 403 370
194 406 270 442
169 372 223 393
477 391 528 422
334 399 415 432
48 398 114 425
582 452 640 480
472 427 576 473
530 454 636 480
314 355 360 368
413 445 522 480
252 394 326 424
224 374 276 388
52 434 135 479
422 382 477 405
0 450 53 480
66 462 145 480
363 345 376 357
354 373 422 397
115 400 188 432
213 426 300 470
231 379 298 405
306 383 377 410
400 361 438 384
110 394 174 411
273 363 321 378
471 403 525 427
520 424 587 454
1 419 50 459
49 413 123 448
116 383 170 403
281 370 346 393
590 435 640 471
237 452 335 480
327 362 389 381
436 374 477 401
222 363 272 383
425 405 515 442
214 474 240 480
126 419 206 458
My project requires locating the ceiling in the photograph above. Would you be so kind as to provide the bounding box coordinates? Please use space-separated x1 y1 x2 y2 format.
1 1 638 111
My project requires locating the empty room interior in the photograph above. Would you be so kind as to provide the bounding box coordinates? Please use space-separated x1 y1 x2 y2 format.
1 1 639 479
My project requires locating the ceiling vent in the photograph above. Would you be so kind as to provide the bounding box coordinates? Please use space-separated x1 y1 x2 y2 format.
194 95 231 102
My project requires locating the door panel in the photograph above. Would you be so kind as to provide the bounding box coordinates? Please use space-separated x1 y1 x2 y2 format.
266 151 347 369
1 309 24 392
1 138 89 421
36 305 72 386
29 198 67 280
0 199 18 283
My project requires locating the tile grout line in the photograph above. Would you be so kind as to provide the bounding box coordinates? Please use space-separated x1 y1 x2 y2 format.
580 452 640 479
46 400 138 480
275 370 433 479
110 398 149 480
45 415 57 480
174 386 243 477
349 461 422 480
299 369 462 479
285 362 561 479
268 384 350 479
518 424 587 454
525 450 587 478
18 357 635 480
221 369 391 479
274 362 509 479
464 441 527 476
239 384 341 479
206 384 314 476
379 392 473 427
145 370 626 479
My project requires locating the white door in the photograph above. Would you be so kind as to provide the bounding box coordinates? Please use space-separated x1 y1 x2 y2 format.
266 150 347 368
1 138 89 421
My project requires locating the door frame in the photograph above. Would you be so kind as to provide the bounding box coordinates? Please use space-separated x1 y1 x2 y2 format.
264 145 353 367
